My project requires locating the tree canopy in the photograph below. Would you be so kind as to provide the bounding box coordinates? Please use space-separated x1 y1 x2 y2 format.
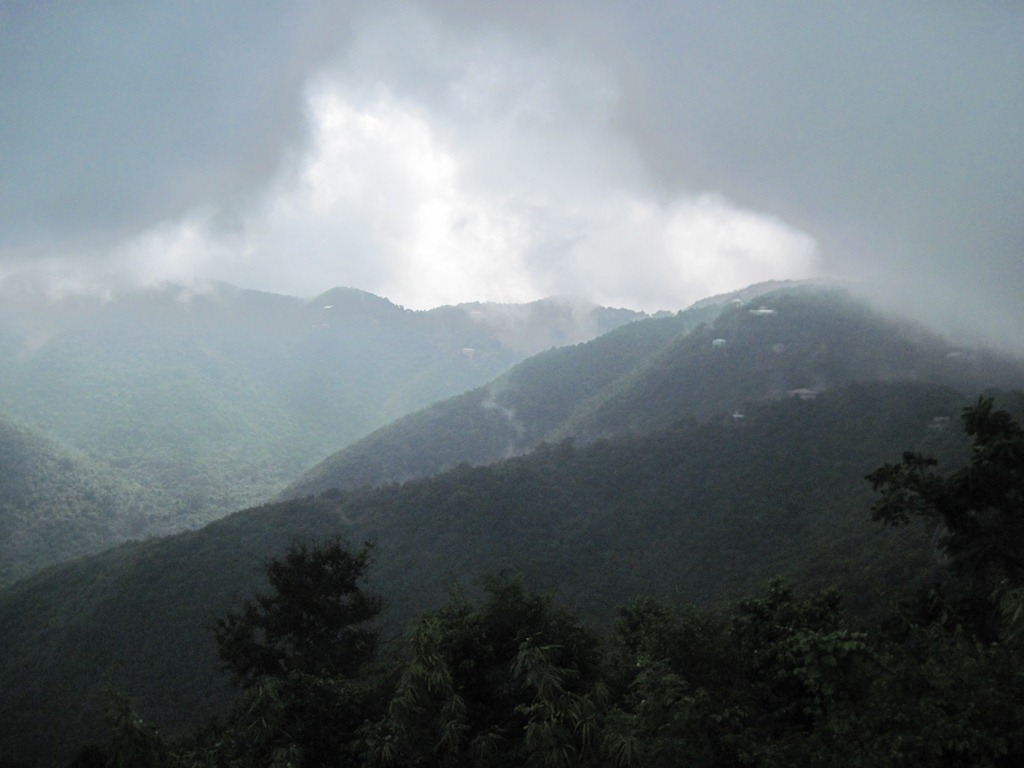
213 538 382 686
28 392 1024 767
869 395 1024 635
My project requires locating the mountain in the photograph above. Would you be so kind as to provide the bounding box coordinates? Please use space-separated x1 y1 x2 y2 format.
0 278 642 563
0 380 982 765
2 285 1021 765
282 303 717 496
284 285 1024 497
0 414 164 585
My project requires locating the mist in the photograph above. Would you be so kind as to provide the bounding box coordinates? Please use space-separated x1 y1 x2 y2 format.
1 1 1021 352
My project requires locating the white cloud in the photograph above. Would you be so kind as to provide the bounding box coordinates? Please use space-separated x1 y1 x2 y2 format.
242 89 542 305
558 193 819 311
203 14 821 311
112 215 231 287
1 3 1020 349
9 5 820 312
232 81 819 310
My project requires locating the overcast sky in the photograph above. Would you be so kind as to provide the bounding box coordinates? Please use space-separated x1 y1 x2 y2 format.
1 2 1021 348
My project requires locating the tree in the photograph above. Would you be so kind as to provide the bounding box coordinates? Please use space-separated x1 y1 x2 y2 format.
361 574 606 767
196 538 385 767
213 537 382 687
868 396 1024 634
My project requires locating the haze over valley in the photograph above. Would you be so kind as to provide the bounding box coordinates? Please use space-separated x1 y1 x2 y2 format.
0 278 640 582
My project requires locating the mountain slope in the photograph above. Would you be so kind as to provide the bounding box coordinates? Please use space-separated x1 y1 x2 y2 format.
0 498 345 763
0 414 163 584
285 286 1024 498
3 286 1023 764
0 379 981 765
354 381 973 619
283 306 715 496
0 279 641 540
557 288 1024 439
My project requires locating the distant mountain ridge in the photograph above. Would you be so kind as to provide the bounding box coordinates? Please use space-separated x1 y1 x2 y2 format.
0 277 643 575
284 285 1024 498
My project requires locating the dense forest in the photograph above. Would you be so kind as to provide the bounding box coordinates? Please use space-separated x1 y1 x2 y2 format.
47 397 1024 767
1 284 1023 766
0 381 1013 764
0 281 640 580
285 286 1023 498
0 415 164 584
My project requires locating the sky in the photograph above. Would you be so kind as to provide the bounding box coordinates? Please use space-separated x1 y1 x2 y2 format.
1 1 1021 349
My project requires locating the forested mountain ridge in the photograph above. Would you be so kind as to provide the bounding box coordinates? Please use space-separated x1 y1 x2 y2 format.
285 285 1024 498
0 278 641 569
0 379 992 764
3 283 1024 764
0 414 165 584
282 305 716 497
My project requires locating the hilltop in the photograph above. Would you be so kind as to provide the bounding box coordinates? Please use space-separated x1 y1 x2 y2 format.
285 285 1021 497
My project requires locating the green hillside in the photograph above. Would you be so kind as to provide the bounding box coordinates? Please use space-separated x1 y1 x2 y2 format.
0 380 984 764
561 289 1024 439
283 305 713 496
0 280 640 561
285 286 1022 498
0 498 345 764
0 414 164 584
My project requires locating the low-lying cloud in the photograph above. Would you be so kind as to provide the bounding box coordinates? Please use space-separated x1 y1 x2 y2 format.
1 2 1020 348
20 7 818 313
83 84 818 312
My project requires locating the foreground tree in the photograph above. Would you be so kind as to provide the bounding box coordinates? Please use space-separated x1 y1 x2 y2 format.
213 537 382 685
205 538 384 767
71 395 1024 767
361 574 607 767
868 396 1024 636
